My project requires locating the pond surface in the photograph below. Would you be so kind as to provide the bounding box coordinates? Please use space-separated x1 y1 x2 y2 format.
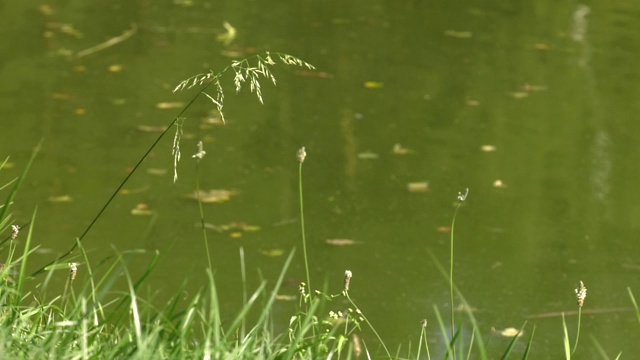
2 1 640 358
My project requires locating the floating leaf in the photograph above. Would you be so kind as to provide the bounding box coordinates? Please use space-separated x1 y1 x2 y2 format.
185 189 238 203
0 162 15 170
493 179 507 188
444 30 472 38
74 108 86 116
363 81 383 89
466 99 480 107
295 70 333 79
260 249 284 257
357 151 379 160
48 195 73 203
230 232 242 239
275 294 297 301
156 102 185 109
533 43 550 51
137 125 167 133
392 144 415 155
496 327 522 337
407 182 429 193
131 203 153 216
480 145 497 152
509 91 529 99
326 239 360 246
146 168 167 176
107 64 124 73
436 226 451 233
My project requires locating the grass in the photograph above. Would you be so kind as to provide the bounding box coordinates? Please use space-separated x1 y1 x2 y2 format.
0 54 629 359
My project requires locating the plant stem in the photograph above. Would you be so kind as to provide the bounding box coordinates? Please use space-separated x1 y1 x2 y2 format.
572 307 582 355
345 292 392 359
449 201 463 358
298 161 311 299
195 160 212 270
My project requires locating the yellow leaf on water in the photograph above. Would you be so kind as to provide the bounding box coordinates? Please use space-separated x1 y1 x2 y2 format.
260 249 284 257
407 182 429 193
363 81 384 89
48 195 73 203
326 239 360 246
156 102 185 109
107 64 123 73
392 144 415 155
480 145 497 152
230 232 242 239
131 203 153 216
185 189 237 203
137 125 167 133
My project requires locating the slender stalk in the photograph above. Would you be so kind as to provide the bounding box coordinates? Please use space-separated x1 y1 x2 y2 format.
449 188 468 359
572 307 582 355
297 148 311 298
344 291 392 359
194 146 212 270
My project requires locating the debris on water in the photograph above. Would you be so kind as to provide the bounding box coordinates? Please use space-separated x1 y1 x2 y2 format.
533 43 550 51
494 327 522 337
436 226 451 233
444 30 472 38
357 151 379 160
107 64 124 73
137 125 167 133
74 108 86 116
260 249 284 257
48 195 73 203
295 70 334 79
363 81 383 89
156 102 185 109
480 145 497 152
407 182 429 193
392 144 415 155
326 239 360 246
131 203 153 216
509 91 529 99
275 294 297 301
146 168 167 176
466 99 480 107
493 179 507 188
185 189 237 203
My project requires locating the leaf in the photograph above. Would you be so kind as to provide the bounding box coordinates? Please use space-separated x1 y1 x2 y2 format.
185 189 238 203
363 81 383 89
48 195 73 203
260 249 284 257
156 102 185 109
325 239 360 246
407 182 429 193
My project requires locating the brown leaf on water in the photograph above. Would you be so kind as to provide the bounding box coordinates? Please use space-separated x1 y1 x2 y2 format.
407 182 429 193
48 195 73 203
436 226 451 233
156 102 184 109
131 203 153 216
326 239 360 246
185 189 238 203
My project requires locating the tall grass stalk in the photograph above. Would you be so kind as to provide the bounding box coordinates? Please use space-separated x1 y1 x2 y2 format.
193 140 212 270
448 188 468 359
417 319 431 360
296 147 312 298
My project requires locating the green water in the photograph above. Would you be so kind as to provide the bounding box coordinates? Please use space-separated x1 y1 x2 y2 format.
2 1 640 357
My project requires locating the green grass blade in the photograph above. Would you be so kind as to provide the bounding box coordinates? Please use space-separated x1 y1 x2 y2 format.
562 313 571 360
521 324 535 360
